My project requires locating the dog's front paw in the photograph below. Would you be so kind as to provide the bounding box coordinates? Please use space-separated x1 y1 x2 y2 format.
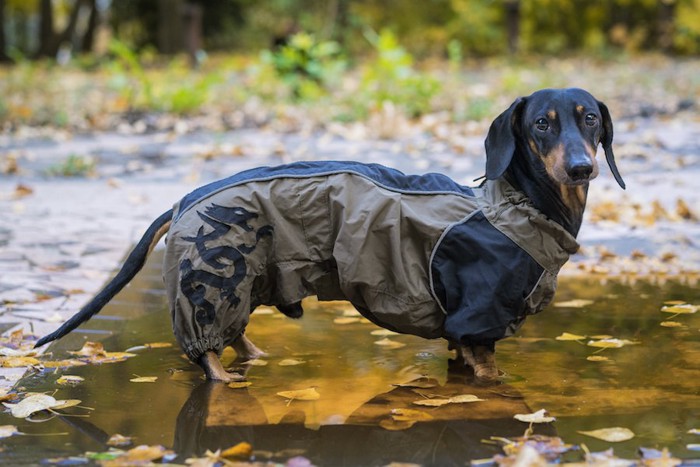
453 343 500 383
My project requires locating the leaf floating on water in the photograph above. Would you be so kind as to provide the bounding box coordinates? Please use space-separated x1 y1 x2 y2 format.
120 444 174 462
246 358 268 366
688 444 700 451
555 332 587 341
586 356 610 362
660 321 685 328
0 425 20 439
587 338 638 349
227 381 252 389
0 347 37 357
51 399 83 410
664 300 687 306
578 427 635 442
1 356 41 367
145 342 172 349
412 394 485 407
107 433 133 447
589 335 613 340
371 329 399 337
221 441 253 459
661 304 698 316
130 376 157 383
392 379 438 389
374 338 406 349
56 375 84 386
68 341 136 363
278 358 305 366
514 409 556 424
688 428 700 435
3 394 58 418
390 408 434 422
554 299 594 308
276 387 320 402
333 317 360 325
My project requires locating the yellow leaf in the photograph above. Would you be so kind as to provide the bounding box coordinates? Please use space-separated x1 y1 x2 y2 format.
278 358 305 366
587 356 610 362
590 334 613 339
107 434 133 447
448 394 485 403
68 341 106 357
661 304 698 314
1 356 41 367
246 358 268 366
122 445 173 462
587 338 632 349
276 387 320 401
514 409 556 423
392 379 438 389
41 359 88 368
334 317 361 324
578 427 635 442
390 408 434 422
412 398 451 407
371 329 399 337
660 321 684 328
221 441 253 459
688 428 700 435
554 299 594 308
555 332 587 341
56 375 85 386
227 381 252 389
145 342 172 349
130 376 157 383
51 399 83 410
373 338 406 349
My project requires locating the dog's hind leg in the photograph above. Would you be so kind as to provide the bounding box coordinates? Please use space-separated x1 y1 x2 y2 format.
231 333 267 360
198 351 245 382
450 342 499 383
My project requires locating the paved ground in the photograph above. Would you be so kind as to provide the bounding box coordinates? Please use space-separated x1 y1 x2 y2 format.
1 116 699 391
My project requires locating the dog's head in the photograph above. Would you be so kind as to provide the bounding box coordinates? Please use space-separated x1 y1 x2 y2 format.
484 88 625 189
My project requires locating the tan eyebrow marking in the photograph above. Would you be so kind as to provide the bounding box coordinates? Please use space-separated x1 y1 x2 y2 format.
547 110 557 120
576 105 584 113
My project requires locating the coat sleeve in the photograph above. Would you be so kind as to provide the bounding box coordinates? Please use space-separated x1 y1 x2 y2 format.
431 211 545 346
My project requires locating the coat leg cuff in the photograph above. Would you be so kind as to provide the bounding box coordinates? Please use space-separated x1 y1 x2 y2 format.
184 336 225 362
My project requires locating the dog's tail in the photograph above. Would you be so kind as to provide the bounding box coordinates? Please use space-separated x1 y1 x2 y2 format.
34 209 174 349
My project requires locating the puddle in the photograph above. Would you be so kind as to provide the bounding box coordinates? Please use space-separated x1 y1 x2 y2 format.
4 250 700 465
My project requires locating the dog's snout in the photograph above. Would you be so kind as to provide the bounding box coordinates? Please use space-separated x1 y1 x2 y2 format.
567 161 593 181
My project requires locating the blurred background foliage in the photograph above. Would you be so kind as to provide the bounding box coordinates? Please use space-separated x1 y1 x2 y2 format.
0 0 699 129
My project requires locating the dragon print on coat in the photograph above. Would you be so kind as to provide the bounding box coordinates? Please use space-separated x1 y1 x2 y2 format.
179 204 273 327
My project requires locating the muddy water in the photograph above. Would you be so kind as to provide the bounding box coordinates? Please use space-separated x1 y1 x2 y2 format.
5 250 700 465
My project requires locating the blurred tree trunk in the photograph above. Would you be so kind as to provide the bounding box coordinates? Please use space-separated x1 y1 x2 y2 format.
81 0 98 53
656 0 676 52
37 0 55 57
158 0 184 54
0 0 9 62
183 2 202 67
504 0 520 54
37 0 89 58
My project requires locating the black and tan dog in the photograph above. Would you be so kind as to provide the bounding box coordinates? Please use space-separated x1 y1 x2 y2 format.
36 88 624 383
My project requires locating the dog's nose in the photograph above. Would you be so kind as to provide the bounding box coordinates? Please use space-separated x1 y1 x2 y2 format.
567 162 593 181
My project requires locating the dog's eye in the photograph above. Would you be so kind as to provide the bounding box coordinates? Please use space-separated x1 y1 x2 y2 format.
535 118 549 131
585 113 598 126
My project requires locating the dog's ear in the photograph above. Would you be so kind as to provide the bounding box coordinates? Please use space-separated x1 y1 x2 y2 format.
597 100 626 189
485 97 526 180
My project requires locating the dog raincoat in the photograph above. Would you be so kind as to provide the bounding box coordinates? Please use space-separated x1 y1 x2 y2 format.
163 161 580 361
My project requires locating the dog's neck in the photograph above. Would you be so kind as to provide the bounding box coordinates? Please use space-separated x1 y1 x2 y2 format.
504 153 589 237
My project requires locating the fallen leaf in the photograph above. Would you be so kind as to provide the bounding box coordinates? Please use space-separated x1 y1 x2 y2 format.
689 428 700 435
390 408 434 422
392 379 438 389
514 409 556 423
278 358 305 366
121 444 173 462
374 338 406 349
554 299 594 308
660 321 685 328
586 356 610 362
221 441 253 459
0 425 20 439
276 387 320 402
107 434 133 447
688 444 700 451
661 304 698 315
130 376 157 383
56 375 85 386
370 329 399 337
246 358 268 366
449 394 486 403
1 356 41 367
334 317 361 324
227 381 252 389
412 394 485 407
555 332 587 341
578 427 635 442
51 399 83 410
13 184 33 199
145 342 172 349
0 347 37 357
412 398 451 407
3 393 58 418
587 338 628 349
41 359 88 368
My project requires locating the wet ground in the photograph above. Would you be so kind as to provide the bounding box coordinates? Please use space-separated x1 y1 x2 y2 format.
2 250 699 465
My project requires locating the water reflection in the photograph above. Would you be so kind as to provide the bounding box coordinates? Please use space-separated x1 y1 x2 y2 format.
4 250 699 464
